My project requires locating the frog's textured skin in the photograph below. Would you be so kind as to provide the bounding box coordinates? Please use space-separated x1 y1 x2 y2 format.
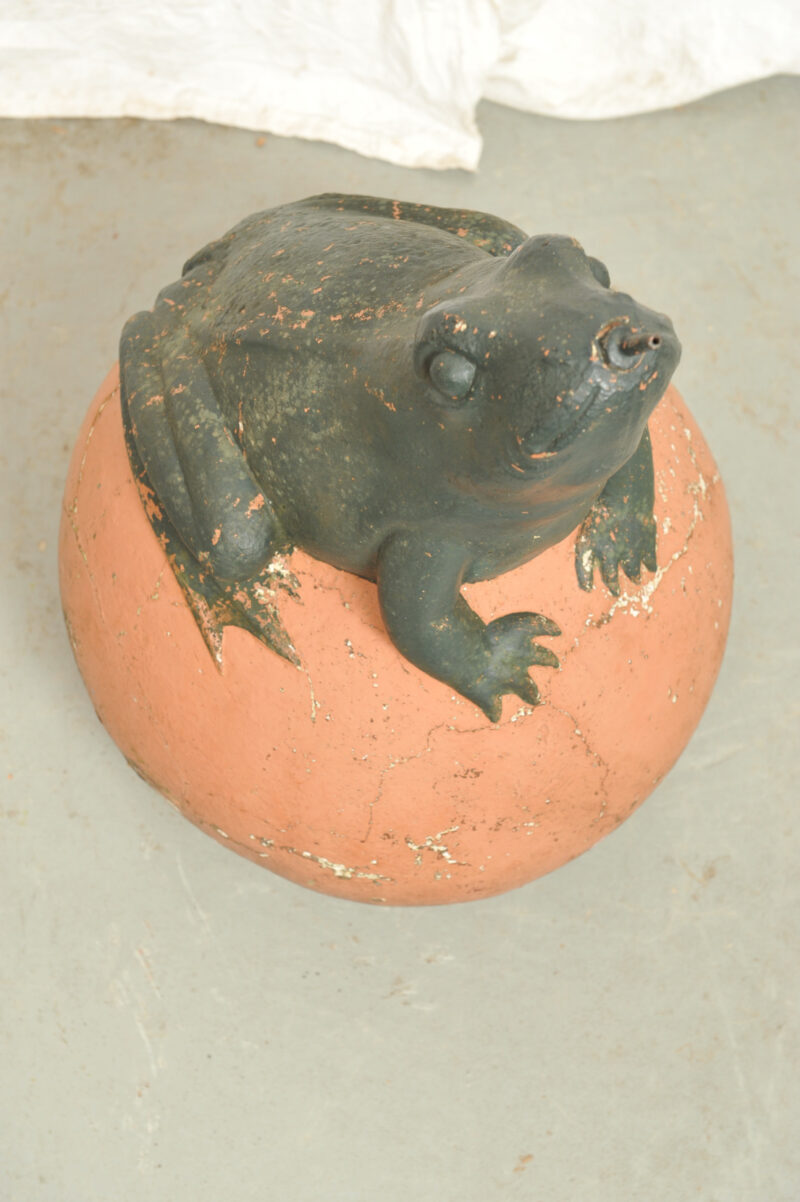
120 194 681 721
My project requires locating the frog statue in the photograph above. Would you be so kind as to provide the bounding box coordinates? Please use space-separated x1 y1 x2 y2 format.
120 193 681 722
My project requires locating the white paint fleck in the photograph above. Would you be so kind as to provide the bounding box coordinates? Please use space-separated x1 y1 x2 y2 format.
297 849 392 882
295 662 321 723
510 705 536 722
405 826 466 867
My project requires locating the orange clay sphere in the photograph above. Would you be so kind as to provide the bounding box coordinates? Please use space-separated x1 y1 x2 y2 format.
59 368 732 905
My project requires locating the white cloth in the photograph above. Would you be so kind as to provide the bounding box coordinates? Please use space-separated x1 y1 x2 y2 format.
1 0 797 170
485 0 800 121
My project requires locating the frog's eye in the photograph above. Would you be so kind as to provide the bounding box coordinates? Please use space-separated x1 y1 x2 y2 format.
427 349 476 402
588 257 611 288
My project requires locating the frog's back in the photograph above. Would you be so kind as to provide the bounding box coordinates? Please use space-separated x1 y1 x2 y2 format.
182 194 527 345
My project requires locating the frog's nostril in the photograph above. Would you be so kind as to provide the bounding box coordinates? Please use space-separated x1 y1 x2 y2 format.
600 325 663 368
621 332 662 353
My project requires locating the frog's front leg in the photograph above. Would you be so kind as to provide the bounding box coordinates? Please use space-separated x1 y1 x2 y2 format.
377 532 561 723
575 426 657 595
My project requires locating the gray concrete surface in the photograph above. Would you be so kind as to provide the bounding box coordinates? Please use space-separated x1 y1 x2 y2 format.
1 75 798 1200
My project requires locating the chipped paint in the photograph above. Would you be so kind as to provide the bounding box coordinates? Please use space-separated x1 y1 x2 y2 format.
289 847 392 882
405 826 466 868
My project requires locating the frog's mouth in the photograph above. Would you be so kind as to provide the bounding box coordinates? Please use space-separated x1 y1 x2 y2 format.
513 322 666 466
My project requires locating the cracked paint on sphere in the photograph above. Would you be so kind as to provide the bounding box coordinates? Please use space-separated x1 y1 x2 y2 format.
59 368 732 905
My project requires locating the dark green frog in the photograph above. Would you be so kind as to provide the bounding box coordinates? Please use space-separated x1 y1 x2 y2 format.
120 194 680 721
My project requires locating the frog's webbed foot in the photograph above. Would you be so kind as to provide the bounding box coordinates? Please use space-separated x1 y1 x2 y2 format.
120 306 297 666
377 533 560 723
472 612 561 723
575 426 657 596
575 502 657 596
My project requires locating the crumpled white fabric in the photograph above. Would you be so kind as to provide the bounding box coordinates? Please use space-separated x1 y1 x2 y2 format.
1 0 797 170
485 0 800 121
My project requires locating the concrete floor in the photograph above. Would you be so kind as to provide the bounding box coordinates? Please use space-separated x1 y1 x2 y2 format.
1 75 798 1200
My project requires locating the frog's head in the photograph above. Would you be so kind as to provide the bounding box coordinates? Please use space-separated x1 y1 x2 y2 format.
412 234 681 495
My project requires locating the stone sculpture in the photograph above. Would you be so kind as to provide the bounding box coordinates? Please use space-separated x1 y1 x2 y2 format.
120 194 681 720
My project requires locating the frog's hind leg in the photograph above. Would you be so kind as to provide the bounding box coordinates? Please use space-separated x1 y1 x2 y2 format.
119 308 299 667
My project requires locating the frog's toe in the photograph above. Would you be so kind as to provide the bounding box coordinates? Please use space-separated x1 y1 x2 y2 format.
510 673 543 710
642 542 658 574
599 558 622 595
470 668 543 723
476 690 504 724
486 611 561 647
485 612 562 674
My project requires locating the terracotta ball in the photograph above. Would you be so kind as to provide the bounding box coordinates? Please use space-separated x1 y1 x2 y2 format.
59 369 732 905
